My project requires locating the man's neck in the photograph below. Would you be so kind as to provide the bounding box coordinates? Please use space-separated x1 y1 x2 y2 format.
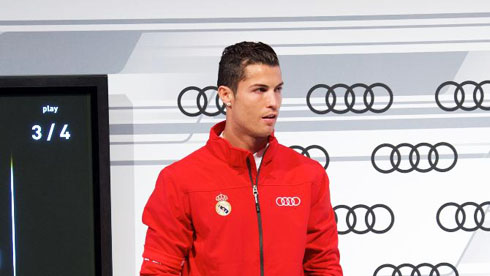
222 127 268 154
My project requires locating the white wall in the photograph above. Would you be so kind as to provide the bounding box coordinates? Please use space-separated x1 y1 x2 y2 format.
2 2 490 275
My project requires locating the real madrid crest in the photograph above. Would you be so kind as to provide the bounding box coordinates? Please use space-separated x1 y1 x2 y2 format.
215 193 231 216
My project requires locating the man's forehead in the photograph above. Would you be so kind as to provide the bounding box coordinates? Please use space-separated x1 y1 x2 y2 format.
241 64 282 83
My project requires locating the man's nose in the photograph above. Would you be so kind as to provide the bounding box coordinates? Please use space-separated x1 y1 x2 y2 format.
265 90 279 109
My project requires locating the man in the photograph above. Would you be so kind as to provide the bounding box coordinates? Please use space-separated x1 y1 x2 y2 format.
141 41 342 275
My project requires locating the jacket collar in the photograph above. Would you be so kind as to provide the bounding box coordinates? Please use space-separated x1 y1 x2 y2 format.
206 121 278 168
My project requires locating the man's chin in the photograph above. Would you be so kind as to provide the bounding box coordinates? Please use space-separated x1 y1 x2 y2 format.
253 128 274 139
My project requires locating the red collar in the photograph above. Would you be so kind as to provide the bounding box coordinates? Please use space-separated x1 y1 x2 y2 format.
206 121 278 169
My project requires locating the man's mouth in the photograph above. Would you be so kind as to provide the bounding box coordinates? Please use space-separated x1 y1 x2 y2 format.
262 114 276 119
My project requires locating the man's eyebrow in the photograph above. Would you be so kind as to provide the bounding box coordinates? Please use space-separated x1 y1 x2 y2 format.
250 83 268 87
249 82 284 88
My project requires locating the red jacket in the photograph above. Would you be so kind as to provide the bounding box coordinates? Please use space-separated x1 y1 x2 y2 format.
141 121 342 275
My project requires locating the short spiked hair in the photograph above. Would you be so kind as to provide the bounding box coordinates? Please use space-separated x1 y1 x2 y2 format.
217 41 279 94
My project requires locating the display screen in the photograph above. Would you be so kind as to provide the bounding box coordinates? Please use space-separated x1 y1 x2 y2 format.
0 83 105 276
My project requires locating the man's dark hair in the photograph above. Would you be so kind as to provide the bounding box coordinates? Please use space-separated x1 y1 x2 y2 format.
217 41 279 94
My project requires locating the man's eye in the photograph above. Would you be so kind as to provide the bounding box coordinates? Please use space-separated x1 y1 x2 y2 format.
276 87 283 92
255 87 267 92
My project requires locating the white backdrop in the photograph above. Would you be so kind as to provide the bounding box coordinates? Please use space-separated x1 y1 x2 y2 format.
2 2 490 275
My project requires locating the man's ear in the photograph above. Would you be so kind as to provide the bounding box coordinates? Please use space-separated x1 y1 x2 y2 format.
218 85 234 107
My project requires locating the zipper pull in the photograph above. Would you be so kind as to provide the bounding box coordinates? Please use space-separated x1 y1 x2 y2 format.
253 185 260 213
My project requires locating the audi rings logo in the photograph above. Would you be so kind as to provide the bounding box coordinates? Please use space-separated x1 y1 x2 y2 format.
374 263 458 276
371 142 457 174
276 197 301 207
290 145 329 169
177 86 225 117
436 201 490 232
334 204 394 235
306 83 393 114
435 80 490 111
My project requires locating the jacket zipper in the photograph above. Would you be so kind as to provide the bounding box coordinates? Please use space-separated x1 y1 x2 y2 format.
246 147 268 276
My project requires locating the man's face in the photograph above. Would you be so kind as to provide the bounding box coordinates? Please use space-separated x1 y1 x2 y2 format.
228 63 283 139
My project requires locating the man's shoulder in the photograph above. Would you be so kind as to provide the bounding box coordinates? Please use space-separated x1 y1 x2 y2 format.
156 144 222 191
274 142 325 171
164 145 212 173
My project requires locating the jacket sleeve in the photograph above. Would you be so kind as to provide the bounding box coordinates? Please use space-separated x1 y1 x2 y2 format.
303 166 343 276
140 167 193 276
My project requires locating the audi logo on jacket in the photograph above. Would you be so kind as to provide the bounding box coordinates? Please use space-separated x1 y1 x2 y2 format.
141 121 342 275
